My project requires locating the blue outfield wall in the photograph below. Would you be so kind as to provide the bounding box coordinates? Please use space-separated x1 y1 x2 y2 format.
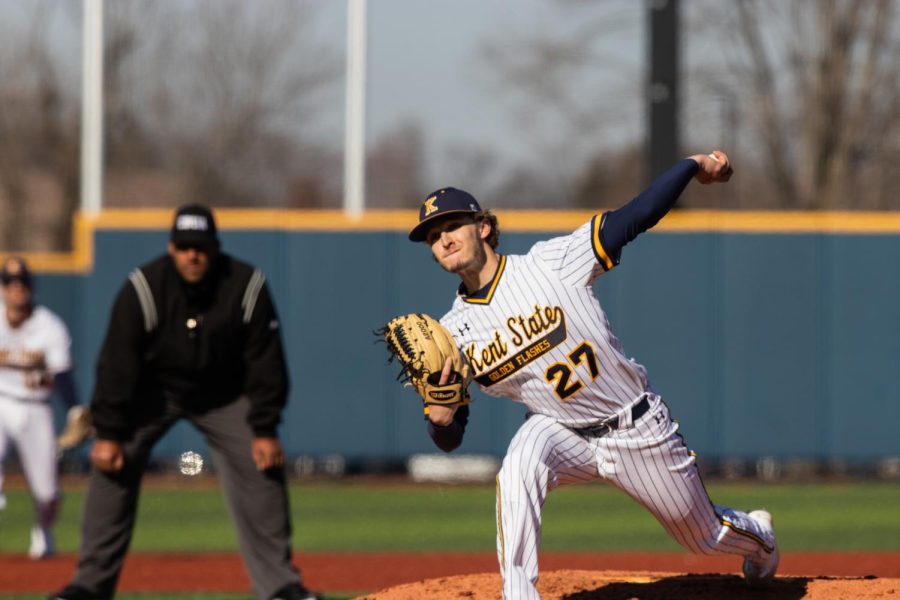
35 227 900 463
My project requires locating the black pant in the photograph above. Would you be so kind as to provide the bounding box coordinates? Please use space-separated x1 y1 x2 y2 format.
71 396 300 599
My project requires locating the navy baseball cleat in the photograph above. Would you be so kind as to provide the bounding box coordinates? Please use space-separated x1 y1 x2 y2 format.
742 509 780 586
269 583 322 600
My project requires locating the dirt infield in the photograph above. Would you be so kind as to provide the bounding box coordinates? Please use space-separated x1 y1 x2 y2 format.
360 570 899 599
2 551 897 596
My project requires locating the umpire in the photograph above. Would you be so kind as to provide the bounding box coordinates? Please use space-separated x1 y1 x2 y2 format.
51 205 318 600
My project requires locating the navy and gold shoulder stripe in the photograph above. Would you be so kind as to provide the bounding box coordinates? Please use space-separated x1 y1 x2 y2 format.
461 255 507 305
591 214 616 271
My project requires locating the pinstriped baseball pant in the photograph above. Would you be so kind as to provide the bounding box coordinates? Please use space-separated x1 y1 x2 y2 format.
495 395 775 599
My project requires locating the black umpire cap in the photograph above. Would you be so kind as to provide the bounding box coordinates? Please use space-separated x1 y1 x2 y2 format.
170 204 220 250
408 187 482 242
1 256 33 288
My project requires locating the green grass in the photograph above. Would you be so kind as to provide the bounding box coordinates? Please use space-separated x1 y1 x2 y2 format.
541 480 900 551
3 479 899 599
710 481 900 551
2 479 899 554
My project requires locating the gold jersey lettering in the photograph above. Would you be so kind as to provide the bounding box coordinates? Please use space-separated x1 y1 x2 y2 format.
489 360 516 382
507 305 563 345
465 330 509 373
0 348 45 368
515 339 551 365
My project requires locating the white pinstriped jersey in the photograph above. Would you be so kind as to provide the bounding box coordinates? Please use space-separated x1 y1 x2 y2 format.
0 305 72 403
440 217 650 426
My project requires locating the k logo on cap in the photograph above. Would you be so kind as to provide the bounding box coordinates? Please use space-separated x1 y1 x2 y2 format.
409 187 481 242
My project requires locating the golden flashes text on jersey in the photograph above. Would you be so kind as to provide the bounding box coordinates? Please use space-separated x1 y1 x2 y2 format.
465 305 564 373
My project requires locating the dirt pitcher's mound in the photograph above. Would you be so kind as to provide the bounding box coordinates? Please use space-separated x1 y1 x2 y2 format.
358 569 898 599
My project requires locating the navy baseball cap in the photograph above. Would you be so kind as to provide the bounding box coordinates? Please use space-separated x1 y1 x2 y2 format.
170 204 219 249
0 256 33 288
408 187 482 242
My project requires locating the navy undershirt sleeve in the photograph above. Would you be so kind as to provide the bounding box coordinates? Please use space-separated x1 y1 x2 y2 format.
599 158 699 264
427 404 469 453
53 371 80 410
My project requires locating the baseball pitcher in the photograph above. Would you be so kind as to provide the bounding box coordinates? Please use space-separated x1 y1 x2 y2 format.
385 151 779 599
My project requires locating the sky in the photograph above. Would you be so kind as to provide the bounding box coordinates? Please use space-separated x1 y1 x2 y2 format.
366 1 525 159
318 0 645 182
1 0 648 200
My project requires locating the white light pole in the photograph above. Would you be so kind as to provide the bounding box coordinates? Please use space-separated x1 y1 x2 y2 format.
343 0 367 217
81 0 104 215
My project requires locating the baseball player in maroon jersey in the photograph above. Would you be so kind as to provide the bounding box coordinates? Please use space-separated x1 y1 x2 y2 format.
408 151 779 598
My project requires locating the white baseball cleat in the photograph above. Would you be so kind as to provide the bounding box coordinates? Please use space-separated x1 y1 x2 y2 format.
743 509 779 586
28 525 55 560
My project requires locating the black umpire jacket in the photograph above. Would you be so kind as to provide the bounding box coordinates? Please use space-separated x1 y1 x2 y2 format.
90 252 289 442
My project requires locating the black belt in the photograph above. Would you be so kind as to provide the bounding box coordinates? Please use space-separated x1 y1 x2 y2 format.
573 395 651 437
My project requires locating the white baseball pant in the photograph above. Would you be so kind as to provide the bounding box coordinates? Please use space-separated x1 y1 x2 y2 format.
495 395 775 599
0 396 60 534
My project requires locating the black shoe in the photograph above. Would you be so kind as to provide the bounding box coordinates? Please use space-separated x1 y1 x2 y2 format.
269 583 322 600
47 585 98 600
